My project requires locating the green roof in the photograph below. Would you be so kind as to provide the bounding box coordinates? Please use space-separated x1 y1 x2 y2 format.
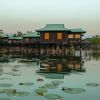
70 29 86 33
0 34 15 38
0 34 9 38
36 24 69 32
23 32 40 38
8 36 23 40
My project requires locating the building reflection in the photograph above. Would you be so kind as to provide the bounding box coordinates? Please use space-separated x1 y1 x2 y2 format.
37 56 85 79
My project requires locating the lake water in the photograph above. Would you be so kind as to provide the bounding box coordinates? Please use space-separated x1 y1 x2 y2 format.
0 50 100 100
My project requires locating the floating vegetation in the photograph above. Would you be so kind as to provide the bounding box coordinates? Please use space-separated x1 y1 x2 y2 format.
44 94 64 100
7 91 30 97
0 78 12 80
0 89 16 94
13 65 20 68
34 87 48 96
0 83 13 87
12 69 19 72
4 72 21 76
52 80 64 84
45 83 59 89
86 83 100 87
62 87 86 94
44 80 63 89
19 82 34 86
0 98 10 100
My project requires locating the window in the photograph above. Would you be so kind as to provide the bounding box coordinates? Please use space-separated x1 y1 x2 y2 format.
75 34 80 38
68 34 74 38
44 32 49 40
57 32 62 39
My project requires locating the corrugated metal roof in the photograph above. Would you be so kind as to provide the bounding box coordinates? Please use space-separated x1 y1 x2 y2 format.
36 24 69 31
23 32 40 38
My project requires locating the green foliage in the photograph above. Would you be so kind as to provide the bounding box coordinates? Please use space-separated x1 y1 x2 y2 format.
0 29 3 34
17 31 23 36
86 35 100 45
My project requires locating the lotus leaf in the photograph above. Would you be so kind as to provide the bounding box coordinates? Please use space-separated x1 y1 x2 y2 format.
4 72 21 76
44 94 63 100
44 81 62 89
0 89 16 94
12 69 19 72
45 83 59 89
52 80 64 85
19 82 34 86
62 87 86 94
35 88 48 96
7 91 30 97
0 78 11 80
0 83 13 87
86 83 99 87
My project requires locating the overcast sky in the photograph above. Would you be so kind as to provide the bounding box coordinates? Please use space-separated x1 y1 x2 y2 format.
0 0 100 34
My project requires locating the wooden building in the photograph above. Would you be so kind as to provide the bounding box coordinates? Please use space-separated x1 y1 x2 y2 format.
8 36 23 54
22 32 40 54
8 36 23 46
23 32 40 46
0 34 10 54
0 34 9 46
36 24 86 56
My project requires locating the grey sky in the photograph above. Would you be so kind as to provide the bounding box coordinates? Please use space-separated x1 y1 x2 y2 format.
0 0 100 34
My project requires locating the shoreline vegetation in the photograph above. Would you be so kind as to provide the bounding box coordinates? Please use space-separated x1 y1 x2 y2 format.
85 35 100 50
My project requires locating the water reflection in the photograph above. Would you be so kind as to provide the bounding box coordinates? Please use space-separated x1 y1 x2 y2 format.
0 51 100 100
92 51 100 60
37 56 86 79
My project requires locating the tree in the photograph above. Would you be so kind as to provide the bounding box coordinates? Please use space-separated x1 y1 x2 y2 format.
0 29 3 34
16 31 23 37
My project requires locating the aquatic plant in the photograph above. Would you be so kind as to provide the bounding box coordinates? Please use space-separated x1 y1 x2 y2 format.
0 89 16 94
19 82 34 86
0 83 13 87
45 83 59 89
0 78 12 80
7 91 30 97
44 94 64 100
44 80 63 89
12 68 19 72
86 83 100 87
62 87 86 94
34 87 48 96
4 72 21 76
